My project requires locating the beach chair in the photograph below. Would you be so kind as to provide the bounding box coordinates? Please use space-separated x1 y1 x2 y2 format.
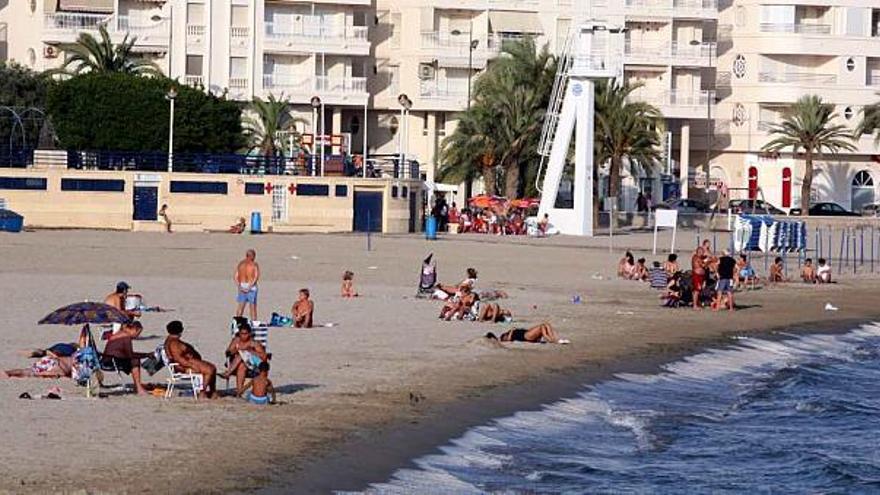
160 348 203 400
225 318 271 393
416 254 437 298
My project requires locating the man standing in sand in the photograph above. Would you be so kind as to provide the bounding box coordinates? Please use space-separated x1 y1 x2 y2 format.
691 246 706 310
235 249 260 321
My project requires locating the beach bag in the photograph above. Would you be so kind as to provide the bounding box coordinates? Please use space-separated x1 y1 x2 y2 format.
142 347 165 376
72 347 99 386
269 312 293 327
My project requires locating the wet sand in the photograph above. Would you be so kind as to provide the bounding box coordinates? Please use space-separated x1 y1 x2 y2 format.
0 230 878 494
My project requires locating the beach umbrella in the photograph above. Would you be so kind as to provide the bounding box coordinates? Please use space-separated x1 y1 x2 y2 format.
38 302 130 326
510 198 540 209
469 195 506 209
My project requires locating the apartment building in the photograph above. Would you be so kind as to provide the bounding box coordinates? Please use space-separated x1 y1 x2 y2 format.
15 1 880 213
713 1 880 212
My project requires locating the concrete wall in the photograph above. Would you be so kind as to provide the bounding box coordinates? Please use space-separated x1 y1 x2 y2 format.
0 167 420 234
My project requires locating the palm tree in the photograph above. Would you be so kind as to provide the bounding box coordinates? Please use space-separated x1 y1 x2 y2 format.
51 25 159 76
857 93 880 144
594 80 663 207
762 95 856 212
438 38 556 198
243 94 303 157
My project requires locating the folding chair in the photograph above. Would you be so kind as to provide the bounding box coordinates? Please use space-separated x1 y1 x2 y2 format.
225 319 270 393
160 348 203 400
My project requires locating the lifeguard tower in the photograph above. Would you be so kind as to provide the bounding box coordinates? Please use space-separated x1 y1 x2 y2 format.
536 22 625 236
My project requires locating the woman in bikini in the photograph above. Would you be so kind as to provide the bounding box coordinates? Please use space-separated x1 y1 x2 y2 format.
437 268 478 296
485 322 567 344
478 302 512 323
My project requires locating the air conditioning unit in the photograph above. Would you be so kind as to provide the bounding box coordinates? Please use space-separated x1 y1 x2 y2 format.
418 63 435 80
43 45 59 59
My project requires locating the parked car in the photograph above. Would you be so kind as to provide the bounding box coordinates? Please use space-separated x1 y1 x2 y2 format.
790 202 860 217
651 198 710 214
727 199 787 215
859 203 880 217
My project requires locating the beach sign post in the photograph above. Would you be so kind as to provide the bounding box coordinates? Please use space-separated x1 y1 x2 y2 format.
653 209 678 255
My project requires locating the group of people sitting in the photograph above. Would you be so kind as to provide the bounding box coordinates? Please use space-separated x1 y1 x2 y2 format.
432 267 567 344
618 238 835 311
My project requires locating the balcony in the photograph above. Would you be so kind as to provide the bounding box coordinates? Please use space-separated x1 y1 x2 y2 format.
262 74 368 105
670 41 715 63
419 79 470 109
264 21 369 56
759 23 832 35
185 75 204 87
624 0 717 19
630 89 710 119
624 41 715 66
43 13 169 46
420 32 501 69
758 72 836 85
229 77 248 89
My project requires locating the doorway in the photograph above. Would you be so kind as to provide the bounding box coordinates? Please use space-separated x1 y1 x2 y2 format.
353 190 383 232
133 186 158 221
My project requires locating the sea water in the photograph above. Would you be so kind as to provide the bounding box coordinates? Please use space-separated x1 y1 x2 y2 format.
363 324 880 494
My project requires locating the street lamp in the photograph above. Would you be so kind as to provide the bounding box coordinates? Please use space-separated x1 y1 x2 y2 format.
165 86 177 173
310 96 322 177
151 6 174 78
691 39 713 191
451 27 479 110
397 93 412 177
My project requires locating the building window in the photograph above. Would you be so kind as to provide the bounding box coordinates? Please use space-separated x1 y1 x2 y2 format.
402 186 409 198
170 181 228 194
422 113 429 136
0 177 47 190
733 55 746 79
844 106 855 120
296 184 329 196
335 185 348 197
61 178 125 192
437 112 447 136
388 116 399 137
391 185 398 198
245 182 265 195
846 57 856 71
349 116 360 136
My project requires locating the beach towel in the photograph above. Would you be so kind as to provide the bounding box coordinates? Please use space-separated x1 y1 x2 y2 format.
269 312 293 327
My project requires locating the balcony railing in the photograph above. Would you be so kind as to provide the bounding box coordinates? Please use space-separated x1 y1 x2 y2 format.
316 76 367 95
44 13 110 31
265 21 368 44
672 0 718 13
758 72 837 84
670 41 716 59
624 41 716 62
759 23 832 35
419 79 470 99
185 75 204 87
624 0 717 13
420 31 501 57
116 16 167 33
187 24 205 36
231 26 250 38
664 89 710 106
229 77 249 89
757 120 778 131
868 70 880 86
263 74 312 93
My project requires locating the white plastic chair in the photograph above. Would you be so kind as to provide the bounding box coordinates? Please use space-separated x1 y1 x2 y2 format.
160 348 204 400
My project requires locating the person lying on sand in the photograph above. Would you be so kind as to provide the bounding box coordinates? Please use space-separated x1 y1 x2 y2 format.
768 257 786 284
439 285 478 320
4 355 74 378
341 270 359 298
164 320 218 399
292 289 314 328
220 322 268 396
477 302 512 323
485 322 569 344
241 361 275 405
20 342 78 359
229 217 246 234
801 258 817 284
437 268 478 296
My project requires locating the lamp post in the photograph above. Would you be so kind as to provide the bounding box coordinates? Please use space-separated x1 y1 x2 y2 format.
451 27 479 110
397 93 412 177
691 39 713 191
310 96 321 177
150 6 174 78
165 86 177 173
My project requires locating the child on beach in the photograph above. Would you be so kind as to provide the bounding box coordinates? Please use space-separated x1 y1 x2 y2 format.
801 258 817 283
817 258 832 283
736 254 758 290
243 361 275 405
293 289 314 328
769 257 786 285
341 271 359 298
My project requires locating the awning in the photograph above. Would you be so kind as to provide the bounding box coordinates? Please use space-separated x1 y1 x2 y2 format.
58 0 114 13
44 0 57 14
489 11 543 34
424 181 459 194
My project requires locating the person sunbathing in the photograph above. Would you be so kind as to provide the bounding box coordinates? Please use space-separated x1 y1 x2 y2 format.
816 258 832 283
485 322 568 344
478 302 512 323
220 322 268 396
439 285 477 320
20 342 78 359
618 251 636 279
437 268 478 296
292 288 314 328
164 320 218 399
229 217 246 234
241 361 276 405
801 258 817 284
341 270 359 298
768 257 786 284
663 253 680 277
4 355 74 378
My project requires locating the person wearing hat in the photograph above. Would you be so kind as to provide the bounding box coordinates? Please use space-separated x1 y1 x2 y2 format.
104 281 141 319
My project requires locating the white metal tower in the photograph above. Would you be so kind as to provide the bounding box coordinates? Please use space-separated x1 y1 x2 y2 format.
536 22 625 236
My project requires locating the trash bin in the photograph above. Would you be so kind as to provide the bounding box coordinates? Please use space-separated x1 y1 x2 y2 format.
0 209 23 233
250 211 262 234
425 216 437 240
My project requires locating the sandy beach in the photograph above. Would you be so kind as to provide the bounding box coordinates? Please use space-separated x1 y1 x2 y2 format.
1 229 879 494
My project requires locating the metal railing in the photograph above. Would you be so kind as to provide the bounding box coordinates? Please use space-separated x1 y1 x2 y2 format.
315 76 367 95
263 74 312 92
265 21 368 43
670 41 716 59
758 72 837 84
65 150 300 175
186 24 205 36
116 16 167 33
419 79 469 99
44 13 111 31
230 26 250 38
420 31 501 57
759 23 832 34
672 0 718 13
